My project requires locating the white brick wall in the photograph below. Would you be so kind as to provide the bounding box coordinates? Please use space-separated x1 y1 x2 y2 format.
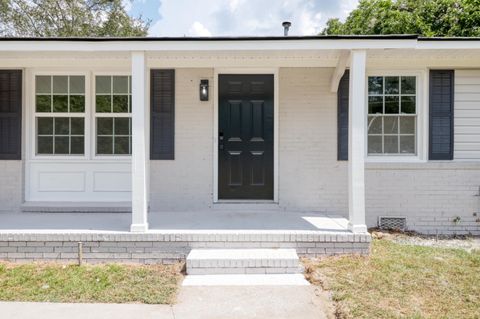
0 160 22 213
149 68 214 212
365 162 480 235
278 68 348 213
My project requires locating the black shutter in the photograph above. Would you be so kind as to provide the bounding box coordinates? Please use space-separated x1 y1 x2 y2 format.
0 70 22 160
429 70 454 160
150 69 175 160
337 70 349 161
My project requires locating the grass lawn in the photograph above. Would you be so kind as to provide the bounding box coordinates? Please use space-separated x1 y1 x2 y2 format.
305 239 480 319
0 262 183 304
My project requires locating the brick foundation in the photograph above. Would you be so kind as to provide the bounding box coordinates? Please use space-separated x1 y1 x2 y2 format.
0 232 371 264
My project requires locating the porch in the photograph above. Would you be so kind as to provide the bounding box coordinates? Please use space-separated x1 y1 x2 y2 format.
0 211 371 263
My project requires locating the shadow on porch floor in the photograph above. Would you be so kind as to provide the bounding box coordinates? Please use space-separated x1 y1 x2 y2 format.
0 211 350 233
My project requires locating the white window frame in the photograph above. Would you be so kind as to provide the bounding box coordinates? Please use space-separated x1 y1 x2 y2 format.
29 70 91 160
91 72 132 160
365 69 428 162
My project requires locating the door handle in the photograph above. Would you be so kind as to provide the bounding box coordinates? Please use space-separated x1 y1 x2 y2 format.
219 131 224 150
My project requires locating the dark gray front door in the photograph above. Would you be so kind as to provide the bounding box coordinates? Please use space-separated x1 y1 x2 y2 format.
218 74 274 200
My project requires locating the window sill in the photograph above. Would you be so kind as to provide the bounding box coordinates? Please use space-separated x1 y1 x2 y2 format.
365 156 425 163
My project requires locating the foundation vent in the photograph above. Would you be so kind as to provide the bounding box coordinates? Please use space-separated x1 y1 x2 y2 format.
378 216 407 231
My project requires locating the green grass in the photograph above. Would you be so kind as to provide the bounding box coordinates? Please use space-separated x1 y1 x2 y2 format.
0 262 183 304
305 239 480 319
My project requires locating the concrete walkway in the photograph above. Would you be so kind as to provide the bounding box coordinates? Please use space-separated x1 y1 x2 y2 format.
0 285 329 319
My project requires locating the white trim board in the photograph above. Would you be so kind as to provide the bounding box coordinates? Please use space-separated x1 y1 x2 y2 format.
213 68 279 203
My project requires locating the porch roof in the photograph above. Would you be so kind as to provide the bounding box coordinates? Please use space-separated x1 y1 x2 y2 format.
1 35 480 52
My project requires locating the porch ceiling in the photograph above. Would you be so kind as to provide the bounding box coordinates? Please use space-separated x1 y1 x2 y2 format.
1 48 480 69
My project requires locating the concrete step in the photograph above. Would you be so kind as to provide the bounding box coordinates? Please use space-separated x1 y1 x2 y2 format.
186 248 302 275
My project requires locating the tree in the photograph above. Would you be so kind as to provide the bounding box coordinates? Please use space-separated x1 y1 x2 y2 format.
322 0 480 36
0 0 150 37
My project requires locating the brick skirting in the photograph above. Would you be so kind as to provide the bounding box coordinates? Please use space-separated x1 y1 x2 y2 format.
0 232 371 264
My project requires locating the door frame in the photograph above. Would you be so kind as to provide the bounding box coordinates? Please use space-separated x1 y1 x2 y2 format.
213 68 279 203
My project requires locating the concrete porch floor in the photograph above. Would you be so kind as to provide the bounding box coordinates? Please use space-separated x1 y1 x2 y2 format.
0 211 350 233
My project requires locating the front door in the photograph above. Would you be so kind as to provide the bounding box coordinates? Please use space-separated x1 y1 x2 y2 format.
218 74 274 200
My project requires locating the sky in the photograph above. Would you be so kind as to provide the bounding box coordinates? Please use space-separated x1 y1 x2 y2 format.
123 0 359 37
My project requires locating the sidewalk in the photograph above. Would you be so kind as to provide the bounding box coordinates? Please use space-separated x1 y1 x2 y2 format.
0 285 329 319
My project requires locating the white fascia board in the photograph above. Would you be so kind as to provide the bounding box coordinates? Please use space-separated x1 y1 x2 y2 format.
0 39 420 52
416 41 480 50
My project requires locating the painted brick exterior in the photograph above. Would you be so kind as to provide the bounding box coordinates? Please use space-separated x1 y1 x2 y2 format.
0 232 371 263
366 162 480 235
0 160 22 213
149 68 214 211
278 68 349 213
1 67 479 235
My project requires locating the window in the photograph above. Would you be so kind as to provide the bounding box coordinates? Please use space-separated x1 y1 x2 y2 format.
35 75 85 155
95 76 132 155
367 76 416 155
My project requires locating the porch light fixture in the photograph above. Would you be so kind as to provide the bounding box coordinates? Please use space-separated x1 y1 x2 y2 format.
200 79 209 101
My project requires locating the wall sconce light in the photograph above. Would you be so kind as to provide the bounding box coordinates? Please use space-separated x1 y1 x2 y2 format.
200 79 209 101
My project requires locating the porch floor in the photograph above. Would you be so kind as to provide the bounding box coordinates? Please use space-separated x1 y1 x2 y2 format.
0 211 349 233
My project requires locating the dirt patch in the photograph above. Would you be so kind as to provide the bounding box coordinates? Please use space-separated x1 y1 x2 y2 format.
371 230 480 252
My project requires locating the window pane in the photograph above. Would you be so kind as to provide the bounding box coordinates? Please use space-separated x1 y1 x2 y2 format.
54 136 69 154
70 76 85 94
401 96 416 114
368 96 383 114
368 116 382 134
401 76 416 94
129 76 132 94
368 77 383 95
384 136 399 153
384 116 399 134
96 76 111 94
400 117 415 134
70 95 85 113
37 136 53 154
113 95 129 113
113 76 129 94
36 95 51 112
37 117 53 135
96 95 111 113
385 76 399 94
114 137 130 154
385 96 399 114
114 118 130 135
53 95 68 112
368 136 382 154
97 136 113 154
97 117 113 135
52 76 68 94
70 136 84 155
400 136 415 154
54 117 70 135
71 118 84 135
128 95 132 112
36 76 51 94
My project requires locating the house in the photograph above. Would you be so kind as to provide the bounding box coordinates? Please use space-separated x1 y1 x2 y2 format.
0 35 479 268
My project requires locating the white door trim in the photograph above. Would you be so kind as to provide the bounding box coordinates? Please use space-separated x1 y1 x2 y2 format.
213 68 279 203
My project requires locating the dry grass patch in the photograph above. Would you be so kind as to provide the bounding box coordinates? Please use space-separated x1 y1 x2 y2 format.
305 239 480 319
0 262 183 304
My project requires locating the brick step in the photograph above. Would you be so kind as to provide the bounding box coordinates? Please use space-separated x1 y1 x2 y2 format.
186 248 302 275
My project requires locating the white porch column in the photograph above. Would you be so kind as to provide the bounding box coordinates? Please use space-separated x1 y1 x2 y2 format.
130 51 149 232
348 50 368 233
